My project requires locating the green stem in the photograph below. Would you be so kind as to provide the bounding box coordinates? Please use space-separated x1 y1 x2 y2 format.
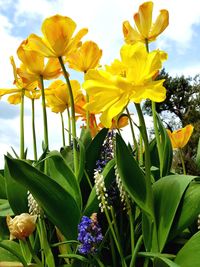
66 106 72 146
126 107 138 155
26 238 43 267
139 134 144 166
37 216 55 267
86 93 90 129
40 75 49 149
135 103 158 251
20 89 25 159
58 56 78 176
129 235 143 267
31 99 37 161
60 112 66 147
179 148 186 175
152 102 163 177
104 207 127 267
127 204 135 265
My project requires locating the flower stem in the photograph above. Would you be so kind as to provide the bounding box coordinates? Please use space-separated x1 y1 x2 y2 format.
20 89 25 159
104 207 127 267
135 103 159 251
130 235 143 267
40 75 49 150
31 99 37 161
126 107 138 155
179 148 186 175
66 106 72 146
58 56 78 176
152 102 163 176
60 112 66 147
26 238 43 267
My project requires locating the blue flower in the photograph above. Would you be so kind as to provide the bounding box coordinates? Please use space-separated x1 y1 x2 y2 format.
77 214 103 255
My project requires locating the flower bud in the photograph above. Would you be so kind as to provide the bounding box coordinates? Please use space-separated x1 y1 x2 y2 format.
7 213 37 240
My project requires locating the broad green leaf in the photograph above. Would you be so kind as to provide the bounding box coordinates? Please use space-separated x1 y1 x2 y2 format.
83 159 115 216
0 173 7 199
169 181 200 240
5 157 80 240
79 127 92 150
77 140 85 183
153 174 196 251
175 231 200 266
4 158 28 214
195 137 200 169
0 240 27 266
154 257 179 267
116 134 152 215
0 199 13 216
60 146 74 171
85 128 108 179
45 151 82 209
157 114 173 178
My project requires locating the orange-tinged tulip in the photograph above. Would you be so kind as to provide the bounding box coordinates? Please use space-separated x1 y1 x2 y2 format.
123 1 169 44
67 41 102 72
45 79 81 113
167 124 194 149
25 15 88 58
0 57 38 104
7 213 37 240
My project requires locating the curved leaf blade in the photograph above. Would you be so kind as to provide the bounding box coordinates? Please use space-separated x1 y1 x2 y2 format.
5 157 80 240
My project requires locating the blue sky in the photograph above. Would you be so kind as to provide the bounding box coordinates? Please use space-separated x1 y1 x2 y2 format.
0 0 200 167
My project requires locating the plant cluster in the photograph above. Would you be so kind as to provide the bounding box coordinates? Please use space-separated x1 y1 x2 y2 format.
0 1 200 267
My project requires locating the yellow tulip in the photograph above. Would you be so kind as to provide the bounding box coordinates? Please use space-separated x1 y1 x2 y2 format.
17 40 62 83
7 213 37 240
123 1 169 44
83 43 166 128
0 57 38 104
45 79 81 113
67 41 102 72
167 125 194 149
25 15 88 58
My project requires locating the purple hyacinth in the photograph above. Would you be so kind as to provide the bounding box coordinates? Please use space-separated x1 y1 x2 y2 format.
77 214 103 255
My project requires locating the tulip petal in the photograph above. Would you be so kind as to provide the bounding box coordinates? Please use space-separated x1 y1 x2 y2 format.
150 10 169 41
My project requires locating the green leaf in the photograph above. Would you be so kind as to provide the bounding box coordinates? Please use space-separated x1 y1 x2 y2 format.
79 127 92 150
115 134 152 215
169 181 200 240
195 137 200 169
175 231 200 266
157 114 173 178
154 257 180 267
5 157 80 240
59 253 89 263
0 240 27 266
83 159 115 216
4 157 28 214
85 128 108 179
77 140 85 183
153 174 196 251
0 199 13 216
45 151 82 209
0 173 7 199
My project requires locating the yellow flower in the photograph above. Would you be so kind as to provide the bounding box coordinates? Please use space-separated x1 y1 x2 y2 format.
0 57 38 104
17 40 62 83
7 213 37 240
123 1 169 44
67 41 102 72
45 79 81 113
25 15 88 58
167 125 194 149
83 43 166 128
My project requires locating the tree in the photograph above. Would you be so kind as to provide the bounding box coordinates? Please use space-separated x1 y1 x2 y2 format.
143 69 200 175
